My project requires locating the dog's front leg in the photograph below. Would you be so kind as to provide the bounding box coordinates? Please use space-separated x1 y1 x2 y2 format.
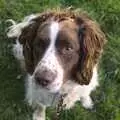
33 106 46 120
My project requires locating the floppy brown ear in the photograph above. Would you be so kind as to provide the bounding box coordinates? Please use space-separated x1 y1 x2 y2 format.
19 12 55 44
18 12 55 74
75 15 106 85
18 22 38 74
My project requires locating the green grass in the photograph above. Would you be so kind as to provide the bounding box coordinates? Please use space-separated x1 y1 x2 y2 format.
0 0 120 120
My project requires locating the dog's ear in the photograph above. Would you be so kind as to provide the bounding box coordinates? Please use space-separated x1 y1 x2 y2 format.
19 12 54 44
18 22 38 74
7 12 54 74
19 12 56 74
75 15 106 85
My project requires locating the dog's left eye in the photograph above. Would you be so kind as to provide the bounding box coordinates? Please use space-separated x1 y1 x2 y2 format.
62 45 74 54
64 46 73 51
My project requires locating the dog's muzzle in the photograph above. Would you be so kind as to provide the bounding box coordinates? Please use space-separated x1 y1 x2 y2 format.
34 68 57 87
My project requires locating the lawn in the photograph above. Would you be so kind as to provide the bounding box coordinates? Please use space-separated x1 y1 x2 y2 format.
0 0 120 120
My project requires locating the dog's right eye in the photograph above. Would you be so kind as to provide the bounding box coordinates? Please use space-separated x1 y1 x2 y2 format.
34 37 48 47
34 41 45 52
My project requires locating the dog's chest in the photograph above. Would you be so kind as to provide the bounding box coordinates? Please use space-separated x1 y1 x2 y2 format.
26 77 80 107
33 88 60 106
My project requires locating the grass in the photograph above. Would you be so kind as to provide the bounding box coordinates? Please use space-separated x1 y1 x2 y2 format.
0 0 120 120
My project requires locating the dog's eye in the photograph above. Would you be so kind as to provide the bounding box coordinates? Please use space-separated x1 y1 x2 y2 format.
65 46 73 51
62 45 73 54
64 46 72 51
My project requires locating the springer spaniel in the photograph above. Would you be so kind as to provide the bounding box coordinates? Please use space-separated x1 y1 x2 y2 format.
7 9 106 120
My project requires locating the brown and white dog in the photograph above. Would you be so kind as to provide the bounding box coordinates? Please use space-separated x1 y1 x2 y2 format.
7 9 106 120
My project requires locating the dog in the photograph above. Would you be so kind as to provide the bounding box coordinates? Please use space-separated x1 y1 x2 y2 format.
7 9 106 120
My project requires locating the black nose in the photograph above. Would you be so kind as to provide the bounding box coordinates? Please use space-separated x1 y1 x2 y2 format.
34 70 57 87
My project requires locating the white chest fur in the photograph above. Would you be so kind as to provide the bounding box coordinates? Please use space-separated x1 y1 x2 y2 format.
26 66 98 109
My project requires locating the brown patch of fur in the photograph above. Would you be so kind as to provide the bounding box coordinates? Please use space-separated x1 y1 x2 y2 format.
75 15 106 85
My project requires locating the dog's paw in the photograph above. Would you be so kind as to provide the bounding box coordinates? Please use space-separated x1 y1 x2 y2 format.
33 109 45 120
62 94 76 109
81 96 94 109
33 115 45 120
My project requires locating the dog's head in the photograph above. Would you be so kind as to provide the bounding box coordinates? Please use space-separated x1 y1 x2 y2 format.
7 10 106 93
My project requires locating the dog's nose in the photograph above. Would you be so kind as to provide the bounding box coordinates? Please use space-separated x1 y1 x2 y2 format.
34 70 57 87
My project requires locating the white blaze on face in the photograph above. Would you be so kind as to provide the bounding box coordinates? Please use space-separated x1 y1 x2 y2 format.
34 21 64 93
